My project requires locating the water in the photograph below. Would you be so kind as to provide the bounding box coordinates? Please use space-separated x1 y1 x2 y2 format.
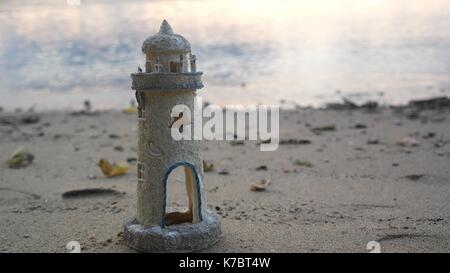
1 0 450 110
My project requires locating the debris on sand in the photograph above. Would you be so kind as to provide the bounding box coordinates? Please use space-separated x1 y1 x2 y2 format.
7 147 34 168
203 160 215 172
70 100 99 116
367 138 380 145
62 188 124 199
353 124 368 130
98 158 129 177
0 114 40 126
376 233 435 242
126 157 137 163
326 98 379 111
114 145 124 151
0 117 18 130
311 125 336 134
280 139 312 145
403 108 420 120
293 160 314 168
342 98 359 108
408 97 450 110
394 97 450 119
256 165 268 171
404 174 424 181
360 101 379 111
108 134 120 139
423 132 436 139
20 115 40 124
326 98 358 110
216 168 229 175
434 139 449 148
230 140 245 146
250 179 270 192
397 137 420 147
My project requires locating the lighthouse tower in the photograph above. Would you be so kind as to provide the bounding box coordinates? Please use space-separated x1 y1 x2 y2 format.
124 20 221 252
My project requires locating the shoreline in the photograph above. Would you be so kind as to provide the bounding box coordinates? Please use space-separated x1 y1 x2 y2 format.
1 94 450 114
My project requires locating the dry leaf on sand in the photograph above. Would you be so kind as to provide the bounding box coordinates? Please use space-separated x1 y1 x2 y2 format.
98 158 129 177
250 179 271 192
203 160 215 172
397 136 420 147
7 147 34 168
122 106 137 114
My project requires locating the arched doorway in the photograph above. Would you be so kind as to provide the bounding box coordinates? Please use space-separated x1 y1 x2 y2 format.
162 161 203 227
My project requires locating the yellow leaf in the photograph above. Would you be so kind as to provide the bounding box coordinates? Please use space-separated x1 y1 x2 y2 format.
7 147 34 168
122 106 137 114
98 158 129 177
202 160 215 172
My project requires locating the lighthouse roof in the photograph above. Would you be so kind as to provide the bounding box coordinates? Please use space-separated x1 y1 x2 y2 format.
142 20 191 54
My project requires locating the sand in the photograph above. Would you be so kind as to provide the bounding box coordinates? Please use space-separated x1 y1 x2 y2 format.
0 105 449 253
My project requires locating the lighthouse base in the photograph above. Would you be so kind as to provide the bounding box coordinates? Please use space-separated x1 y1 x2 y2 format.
123 211 221 252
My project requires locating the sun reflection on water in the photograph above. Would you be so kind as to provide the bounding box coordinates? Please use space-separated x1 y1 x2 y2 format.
1 0 450 110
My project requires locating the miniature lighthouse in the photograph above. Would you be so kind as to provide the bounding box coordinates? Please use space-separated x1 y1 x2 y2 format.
124 20 221 252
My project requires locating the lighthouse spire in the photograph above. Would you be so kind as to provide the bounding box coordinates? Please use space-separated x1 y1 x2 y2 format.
159 19 174 35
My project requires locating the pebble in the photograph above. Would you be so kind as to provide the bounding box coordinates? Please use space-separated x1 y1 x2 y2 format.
217 169 229 175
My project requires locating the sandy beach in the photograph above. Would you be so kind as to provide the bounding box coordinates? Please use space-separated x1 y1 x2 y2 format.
1 101 449 253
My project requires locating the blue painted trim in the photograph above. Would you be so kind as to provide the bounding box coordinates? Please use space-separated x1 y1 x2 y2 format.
161 161 203 227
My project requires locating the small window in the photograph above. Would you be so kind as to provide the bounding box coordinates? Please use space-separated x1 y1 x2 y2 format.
154 64 162 73
145 61 152 73
170 62 181 73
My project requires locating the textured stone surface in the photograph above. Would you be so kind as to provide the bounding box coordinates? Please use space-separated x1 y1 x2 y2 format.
123 211 221 252
126 20 221 253
131 72 203 91
142 20 191 54
135 90 206 227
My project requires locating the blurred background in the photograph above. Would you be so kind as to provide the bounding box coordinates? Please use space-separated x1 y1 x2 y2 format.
1 0 450 110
